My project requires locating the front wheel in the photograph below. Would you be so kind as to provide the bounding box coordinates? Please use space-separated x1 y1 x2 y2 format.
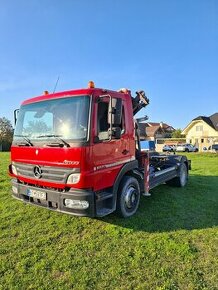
116 176 140 218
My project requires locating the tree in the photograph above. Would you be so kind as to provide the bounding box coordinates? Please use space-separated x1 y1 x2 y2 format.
24 120 52 135
171 128 185 138
0 117 14 144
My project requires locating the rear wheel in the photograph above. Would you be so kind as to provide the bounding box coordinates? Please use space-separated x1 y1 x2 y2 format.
116 176 140 218
166 163 188 187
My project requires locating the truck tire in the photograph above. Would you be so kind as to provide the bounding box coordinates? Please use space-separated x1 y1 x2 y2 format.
166 163 188 187
116 176 140 218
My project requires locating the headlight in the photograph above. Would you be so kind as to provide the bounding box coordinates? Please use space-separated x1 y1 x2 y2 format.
12 165 17 175
64 199 89 209
66 173 80 184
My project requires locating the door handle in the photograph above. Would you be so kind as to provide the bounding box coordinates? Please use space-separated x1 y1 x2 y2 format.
122 149 129 155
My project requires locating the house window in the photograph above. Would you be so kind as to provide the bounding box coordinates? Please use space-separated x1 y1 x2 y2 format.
201 139 204 143
196 125 203 132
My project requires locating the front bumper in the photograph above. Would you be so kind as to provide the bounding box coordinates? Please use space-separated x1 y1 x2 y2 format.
11 179 95 217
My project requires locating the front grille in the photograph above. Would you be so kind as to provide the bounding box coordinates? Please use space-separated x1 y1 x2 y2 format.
13 162 79 184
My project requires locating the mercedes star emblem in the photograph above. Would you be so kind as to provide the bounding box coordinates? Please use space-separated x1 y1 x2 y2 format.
33 165 42 179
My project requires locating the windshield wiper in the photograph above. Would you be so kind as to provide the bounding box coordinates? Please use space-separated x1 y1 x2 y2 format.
14 135 34 146
37 134 70 147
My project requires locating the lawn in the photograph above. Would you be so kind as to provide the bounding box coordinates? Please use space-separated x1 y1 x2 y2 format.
0 152 218 290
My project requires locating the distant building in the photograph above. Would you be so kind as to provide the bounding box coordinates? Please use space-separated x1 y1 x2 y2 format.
138 122 175 141
182 113 218 151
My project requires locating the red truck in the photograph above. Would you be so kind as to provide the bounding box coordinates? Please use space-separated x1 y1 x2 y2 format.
9 82 190 217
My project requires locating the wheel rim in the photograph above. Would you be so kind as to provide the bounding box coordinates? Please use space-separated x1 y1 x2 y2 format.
124 186 138 211
180 166 187 186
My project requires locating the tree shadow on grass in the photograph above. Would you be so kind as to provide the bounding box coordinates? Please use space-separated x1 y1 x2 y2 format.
102 175 218 233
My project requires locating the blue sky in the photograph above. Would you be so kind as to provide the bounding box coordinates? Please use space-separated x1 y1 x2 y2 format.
0 0 218 129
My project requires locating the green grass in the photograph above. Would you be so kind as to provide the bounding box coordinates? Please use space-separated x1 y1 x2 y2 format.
0 152 218 290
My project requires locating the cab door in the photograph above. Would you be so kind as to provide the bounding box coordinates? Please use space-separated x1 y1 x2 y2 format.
92 94 130 191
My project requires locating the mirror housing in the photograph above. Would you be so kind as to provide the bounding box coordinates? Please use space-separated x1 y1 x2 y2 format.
14 109 19 125
108 98 122 126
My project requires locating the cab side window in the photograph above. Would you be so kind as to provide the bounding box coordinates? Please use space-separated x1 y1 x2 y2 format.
97 101 109 140
120 106 125 134
96 97 123 141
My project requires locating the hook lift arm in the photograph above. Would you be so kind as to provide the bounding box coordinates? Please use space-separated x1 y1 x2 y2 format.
132 90 149 116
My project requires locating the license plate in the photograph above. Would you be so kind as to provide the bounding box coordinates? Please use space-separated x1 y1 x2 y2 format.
27 189 46 200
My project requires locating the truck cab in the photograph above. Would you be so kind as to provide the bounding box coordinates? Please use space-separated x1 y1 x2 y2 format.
10 84 139 216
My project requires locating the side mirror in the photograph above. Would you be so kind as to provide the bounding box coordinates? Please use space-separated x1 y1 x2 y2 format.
14 109 19 125
108 98 122 126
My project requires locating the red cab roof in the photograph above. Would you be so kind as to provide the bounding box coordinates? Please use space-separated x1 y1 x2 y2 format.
22 88 130 105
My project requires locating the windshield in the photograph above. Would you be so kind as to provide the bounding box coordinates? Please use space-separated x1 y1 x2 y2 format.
14 95 90 143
